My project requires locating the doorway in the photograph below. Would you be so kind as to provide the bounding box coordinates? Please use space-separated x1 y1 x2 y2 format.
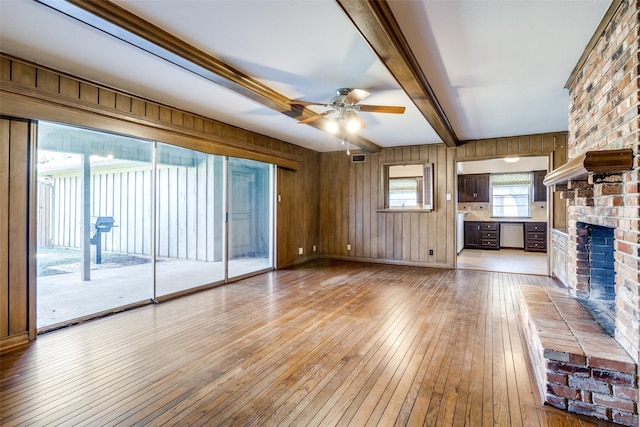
455 156 550 275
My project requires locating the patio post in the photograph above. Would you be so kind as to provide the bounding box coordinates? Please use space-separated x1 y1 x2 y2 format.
80 153 91 281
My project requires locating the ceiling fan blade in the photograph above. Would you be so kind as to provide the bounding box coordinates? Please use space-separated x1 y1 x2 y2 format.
358 105 406 114
343 88 370 105
298 110 333 124
287 101 327 106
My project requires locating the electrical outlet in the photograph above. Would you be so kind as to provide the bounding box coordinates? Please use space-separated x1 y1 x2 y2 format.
429 249 434 255
313 245 316 252
298 247 303 255
347 244 351 251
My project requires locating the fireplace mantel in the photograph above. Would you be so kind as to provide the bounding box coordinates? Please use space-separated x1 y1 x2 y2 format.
543 148 633 186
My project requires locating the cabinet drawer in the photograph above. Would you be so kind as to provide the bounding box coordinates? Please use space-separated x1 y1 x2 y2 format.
526 241 546 251
527 232 545 241
480 223 498 231
526 223 546 232
481 231 497 239
481 239 499 249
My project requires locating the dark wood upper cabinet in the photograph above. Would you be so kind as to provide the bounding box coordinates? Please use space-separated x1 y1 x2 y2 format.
533 170 547 202
458 174 489 202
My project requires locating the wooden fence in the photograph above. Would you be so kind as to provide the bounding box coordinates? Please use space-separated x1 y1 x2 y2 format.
38 156 227 262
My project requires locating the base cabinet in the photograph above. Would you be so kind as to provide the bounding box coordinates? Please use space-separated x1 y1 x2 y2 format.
464 222 482 249
525 222 547 252
465 221 546 252
552 230 568 286
464 221 499 250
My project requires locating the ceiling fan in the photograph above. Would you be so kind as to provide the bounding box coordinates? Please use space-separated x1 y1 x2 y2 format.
288 88 406 133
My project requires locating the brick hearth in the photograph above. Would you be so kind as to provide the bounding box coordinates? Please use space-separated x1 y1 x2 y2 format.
520 285 639 426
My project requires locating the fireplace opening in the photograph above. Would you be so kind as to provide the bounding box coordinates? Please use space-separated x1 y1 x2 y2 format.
577 223 616 336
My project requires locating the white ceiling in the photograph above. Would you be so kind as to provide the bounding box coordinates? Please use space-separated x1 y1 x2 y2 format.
457 156 548 175
0 0 610 152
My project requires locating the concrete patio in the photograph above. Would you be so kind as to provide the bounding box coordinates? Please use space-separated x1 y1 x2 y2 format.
37 256 270 329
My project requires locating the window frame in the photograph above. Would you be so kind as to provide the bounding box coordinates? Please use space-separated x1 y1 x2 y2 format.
490 172 532 218
380 162 433 212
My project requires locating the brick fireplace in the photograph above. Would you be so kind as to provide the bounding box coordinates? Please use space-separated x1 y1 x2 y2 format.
562 0 640 367
577 223 617 336
520 1 640 424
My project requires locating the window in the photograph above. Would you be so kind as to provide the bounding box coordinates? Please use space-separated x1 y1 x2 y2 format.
389 176 423 208
383 163 433 210
491 172 531 217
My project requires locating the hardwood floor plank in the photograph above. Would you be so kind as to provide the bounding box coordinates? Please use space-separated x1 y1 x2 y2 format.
344 310 431 426
0 260 619 427
376 280 458 426
304 295 428 425
454 270 487 426
450 271 485 426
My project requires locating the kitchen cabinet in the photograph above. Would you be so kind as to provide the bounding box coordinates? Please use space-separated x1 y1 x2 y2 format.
552 229 568 286
458 174 489 202
464 221 499 250
533 170 547 202
464 222 482 248
525 222 547 252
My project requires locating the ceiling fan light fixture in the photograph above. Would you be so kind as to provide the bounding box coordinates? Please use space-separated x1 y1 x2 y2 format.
326 119 339 134
346 116 361 133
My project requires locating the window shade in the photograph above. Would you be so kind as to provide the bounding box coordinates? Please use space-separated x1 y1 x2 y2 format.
491 172 531 186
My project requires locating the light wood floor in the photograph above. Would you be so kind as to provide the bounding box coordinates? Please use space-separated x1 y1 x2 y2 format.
0 260 615 426
457 248 548 276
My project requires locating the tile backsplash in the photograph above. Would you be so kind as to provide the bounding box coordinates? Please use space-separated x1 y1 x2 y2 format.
458 202 547 222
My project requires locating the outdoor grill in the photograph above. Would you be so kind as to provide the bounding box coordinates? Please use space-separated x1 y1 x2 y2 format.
90 216 115 264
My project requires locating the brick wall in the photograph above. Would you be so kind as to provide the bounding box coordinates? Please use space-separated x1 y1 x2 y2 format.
565 0 640 364
568 0 639 158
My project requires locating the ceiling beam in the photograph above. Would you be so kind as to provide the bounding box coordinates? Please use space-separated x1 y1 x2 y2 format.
337 0 459 147
34 0 382 152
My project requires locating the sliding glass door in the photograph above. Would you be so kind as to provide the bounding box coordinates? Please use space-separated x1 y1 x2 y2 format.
36 122 154 328
36 122 274 329
227 158 274 279
155 145 225 296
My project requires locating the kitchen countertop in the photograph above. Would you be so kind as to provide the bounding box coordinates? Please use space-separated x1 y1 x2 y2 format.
463 218 546 223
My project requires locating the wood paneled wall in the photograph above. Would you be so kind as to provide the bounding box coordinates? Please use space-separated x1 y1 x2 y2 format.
319 132 568 268
319 145 455 267
0 117 36 349
0 54 301 170
277 150 320 269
